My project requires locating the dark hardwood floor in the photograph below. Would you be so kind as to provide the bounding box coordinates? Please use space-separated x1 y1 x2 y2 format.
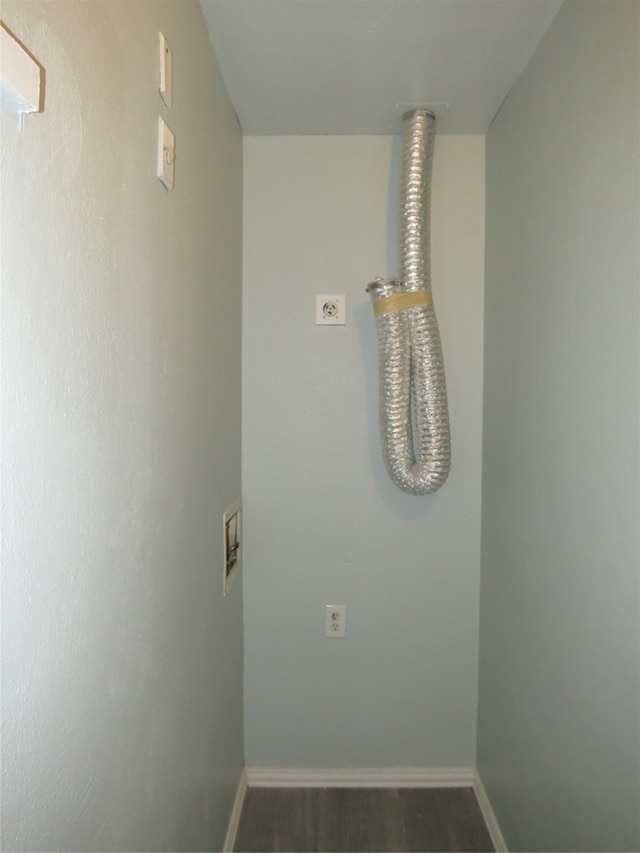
233 787 495 852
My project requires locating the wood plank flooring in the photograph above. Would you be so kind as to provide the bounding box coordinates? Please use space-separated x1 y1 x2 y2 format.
233 787 495 852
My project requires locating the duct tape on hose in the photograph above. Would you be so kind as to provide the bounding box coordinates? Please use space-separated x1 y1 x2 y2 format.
373 290 433 317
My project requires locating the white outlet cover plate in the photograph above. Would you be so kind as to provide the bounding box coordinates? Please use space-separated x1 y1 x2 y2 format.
316 294 346 325
159 32 172 108
325 604 346 637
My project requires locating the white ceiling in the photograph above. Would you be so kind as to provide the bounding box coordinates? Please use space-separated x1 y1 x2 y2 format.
198 0 563 135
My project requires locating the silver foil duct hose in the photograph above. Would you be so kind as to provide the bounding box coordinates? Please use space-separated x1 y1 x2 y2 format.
367 110 451 495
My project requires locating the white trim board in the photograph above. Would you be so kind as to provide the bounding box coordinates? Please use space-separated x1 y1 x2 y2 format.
0 23 42 116
473 771 508 853
245 766 475 788
222 767 247 853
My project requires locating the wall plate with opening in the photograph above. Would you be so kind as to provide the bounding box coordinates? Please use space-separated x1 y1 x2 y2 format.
315 294 346 325
325 604 347 637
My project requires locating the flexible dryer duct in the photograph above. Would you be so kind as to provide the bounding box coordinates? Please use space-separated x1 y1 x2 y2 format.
367 110 450 495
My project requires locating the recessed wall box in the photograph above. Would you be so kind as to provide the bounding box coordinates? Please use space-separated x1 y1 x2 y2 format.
223 500 242 596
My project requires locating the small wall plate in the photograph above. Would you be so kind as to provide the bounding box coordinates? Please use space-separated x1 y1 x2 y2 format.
158 32 172 108
315 294 346 325
157 117 175 190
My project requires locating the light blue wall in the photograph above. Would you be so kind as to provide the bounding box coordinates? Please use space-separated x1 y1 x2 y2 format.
478 1 640 850
0 2 244 850
242 135 485 768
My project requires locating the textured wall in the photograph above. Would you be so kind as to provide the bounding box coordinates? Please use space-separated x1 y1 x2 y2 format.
0 2 244 850
478 2 640 850
242 135 485 768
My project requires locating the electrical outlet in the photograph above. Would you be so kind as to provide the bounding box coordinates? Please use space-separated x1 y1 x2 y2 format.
158 32 172 108
315 294 346 325
325 604 346 637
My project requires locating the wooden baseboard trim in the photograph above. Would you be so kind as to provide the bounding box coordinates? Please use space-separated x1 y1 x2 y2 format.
245 766 475 788
473 770 508 853
224 766 508 850
222 767 247 853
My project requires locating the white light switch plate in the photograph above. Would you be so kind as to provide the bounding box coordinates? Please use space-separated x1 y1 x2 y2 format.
157 117 175 190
